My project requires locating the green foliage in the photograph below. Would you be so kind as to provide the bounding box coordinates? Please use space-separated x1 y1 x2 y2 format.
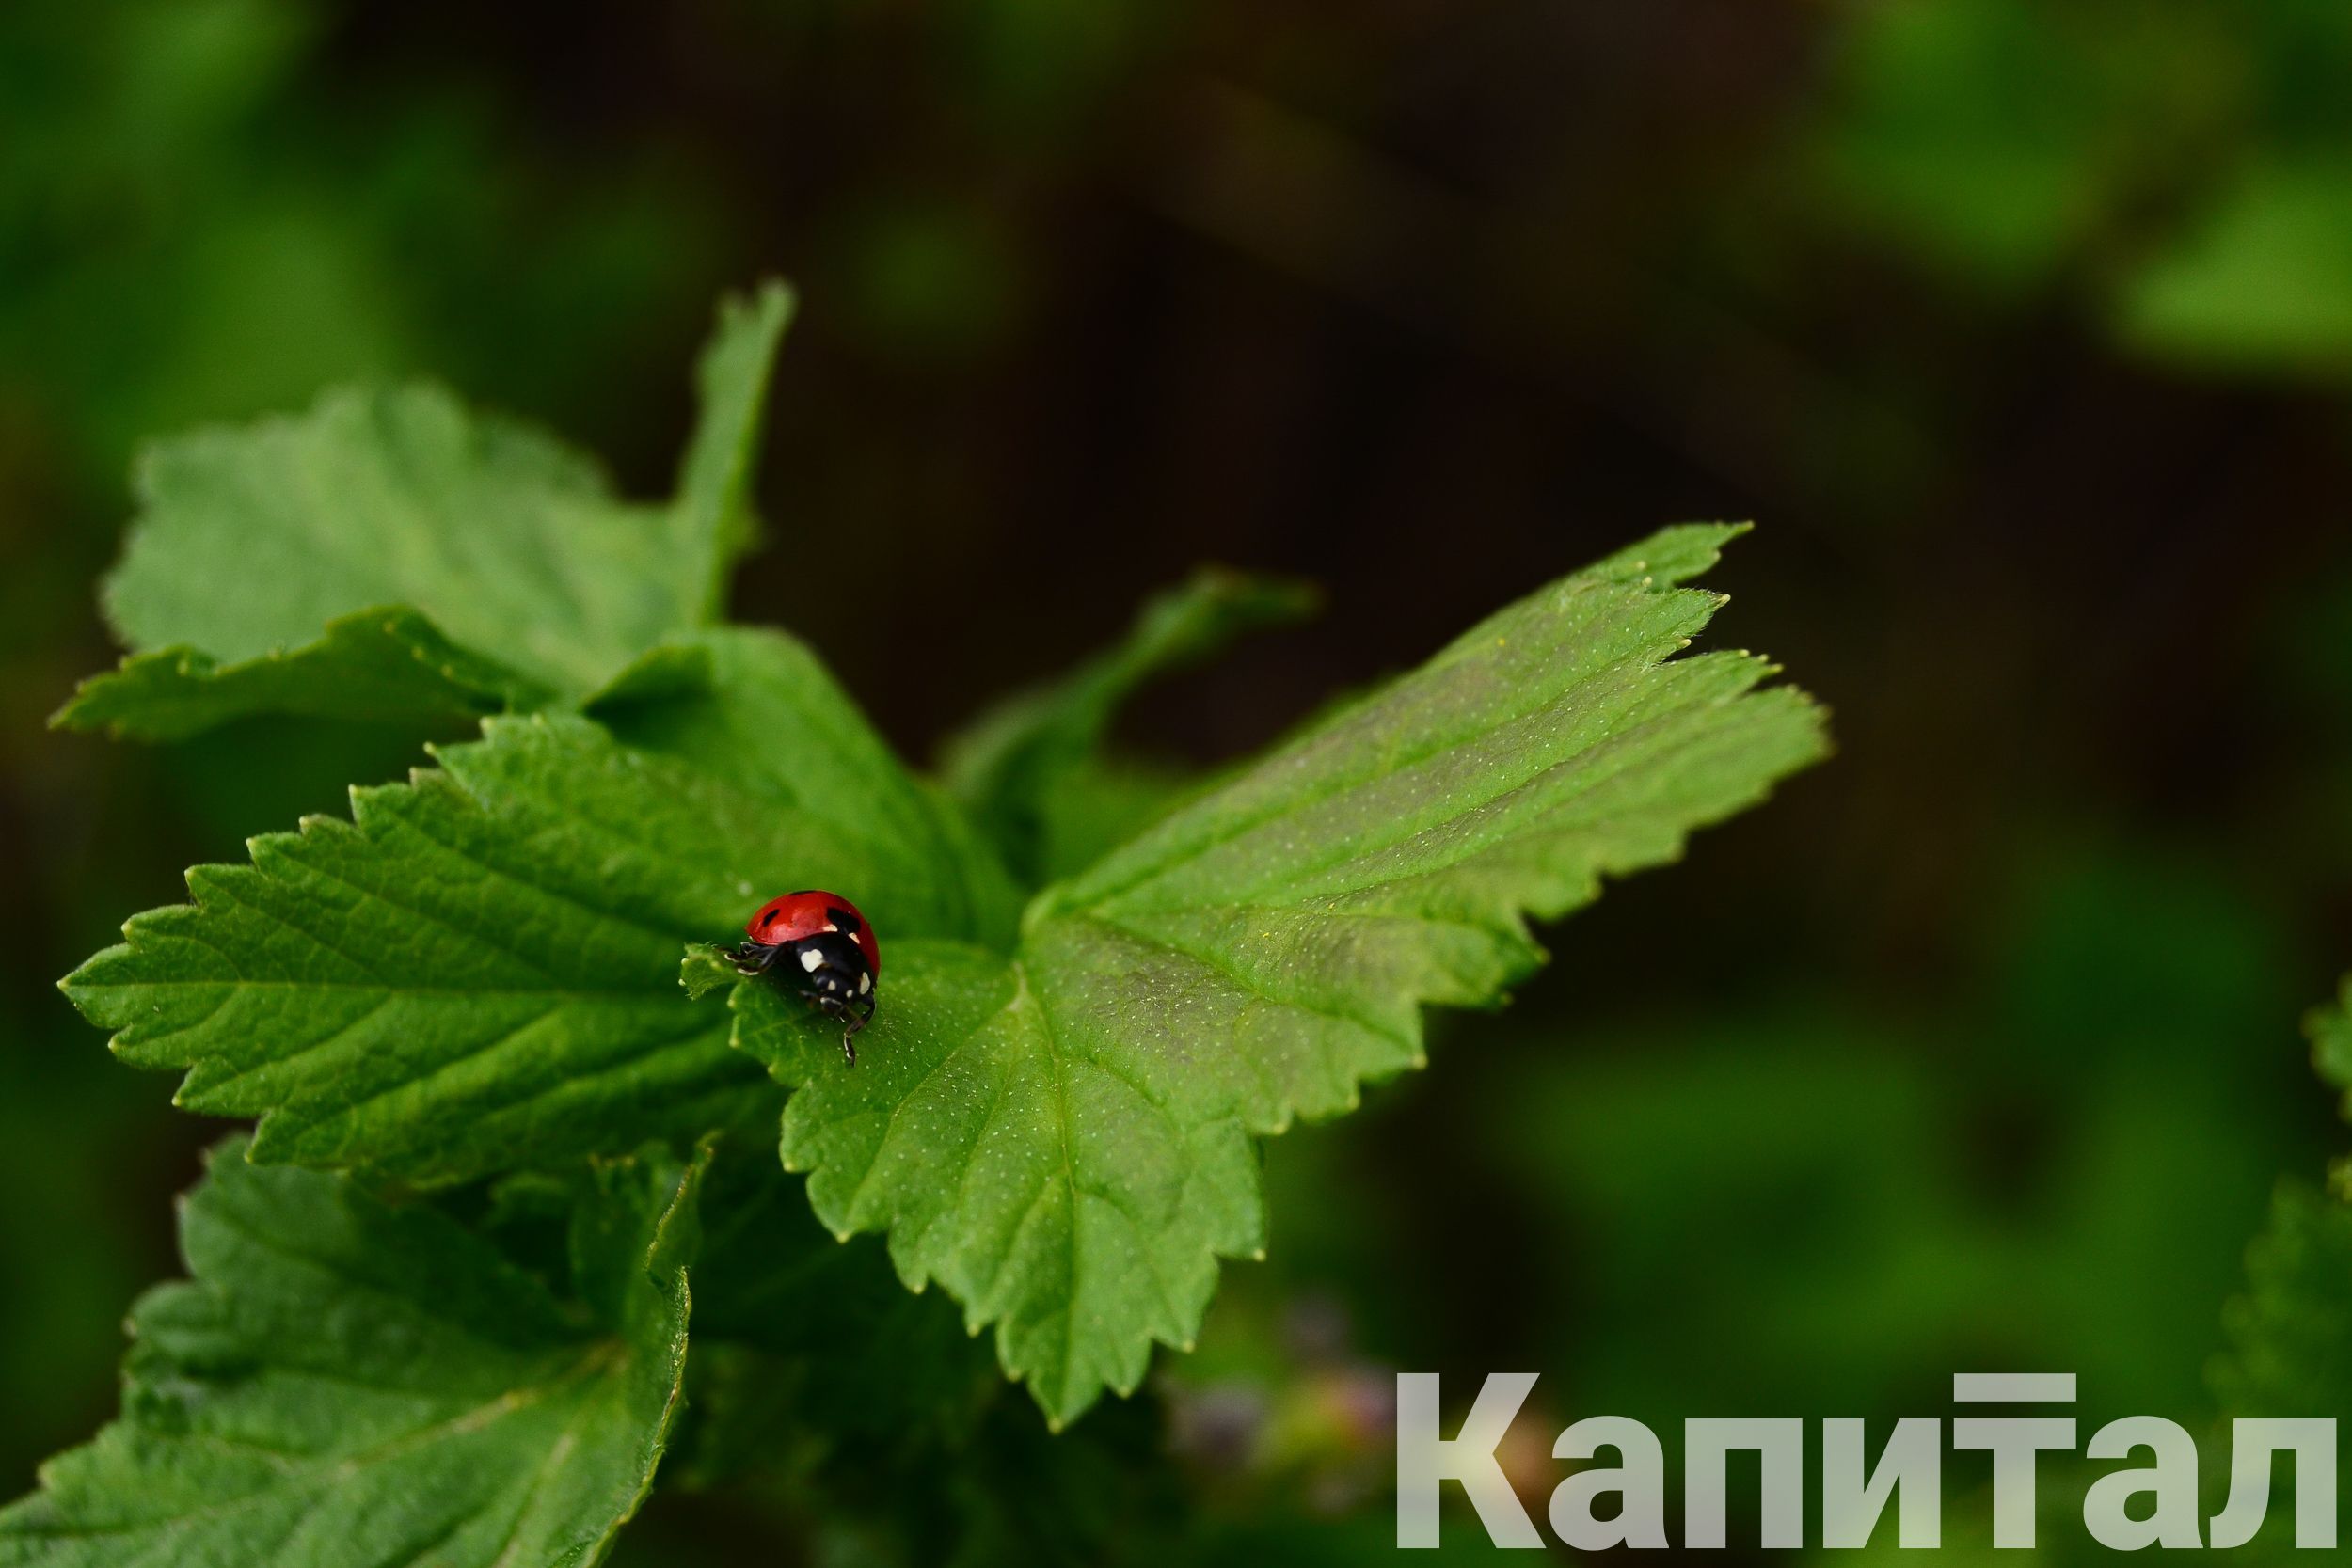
1470 845 2304 1433
672 285 796 613
1812 0 2207 293
2307 974 2352 1105
2118 159 2352 372
943 566 1317 885
31 288 1829 1555
0 0 725 500
1811 0 2352 377
2222 980 2352 1418
52 609 549 742
701 521 1825 1424
2207 1180 2352 1563
54 284 791 739
681 1132 998 1448
2217 1180 2352 1420
61 630 1012 1183
2202 977 2352 1560
0 1138 702 1568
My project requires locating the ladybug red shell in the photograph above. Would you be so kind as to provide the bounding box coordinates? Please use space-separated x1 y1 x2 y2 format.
728 890 880 1064
744 890 882 976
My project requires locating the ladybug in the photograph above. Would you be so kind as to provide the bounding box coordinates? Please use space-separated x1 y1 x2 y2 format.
728 890 881 1063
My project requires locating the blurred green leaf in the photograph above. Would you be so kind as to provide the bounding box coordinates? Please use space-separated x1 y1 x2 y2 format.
2308 975 2352 1108
941 566 1316 885
1494 1020 1994 1422
685 1135 998 1445
2119 160 2352 374
2209 1180 2352 1560
1808 0 2352 384
1810 0 2216 293
1021 757 1205 895
672 282 794 619
2215 1180 2352 1418
699 524 1828 1426
0 1137 703 1568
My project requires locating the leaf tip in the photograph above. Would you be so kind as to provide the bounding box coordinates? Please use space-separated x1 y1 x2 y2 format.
46 687 100 736
679 945 741 1002
746 276 798 326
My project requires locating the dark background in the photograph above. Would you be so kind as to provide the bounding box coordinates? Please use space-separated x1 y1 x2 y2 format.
5 0 2352 1557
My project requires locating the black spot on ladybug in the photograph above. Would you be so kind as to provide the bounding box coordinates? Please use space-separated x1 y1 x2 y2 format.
827 907 862 935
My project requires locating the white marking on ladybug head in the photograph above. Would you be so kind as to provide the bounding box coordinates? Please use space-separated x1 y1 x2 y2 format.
800 948 825 973
823 922 837 933
858 971 871 993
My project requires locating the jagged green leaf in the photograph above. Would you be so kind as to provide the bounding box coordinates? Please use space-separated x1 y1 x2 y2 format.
61 627 1017 1183
0 1138 703 1568
57 281 792 739
702 523 1829 1425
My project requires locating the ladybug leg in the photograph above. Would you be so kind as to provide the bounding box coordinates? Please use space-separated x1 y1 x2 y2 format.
728 940 782 975
782 944 874 1066
804 992 862 1066
841 995 875 1063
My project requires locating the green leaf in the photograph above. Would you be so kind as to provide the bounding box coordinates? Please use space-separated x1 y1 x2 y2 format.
1016 757 1206 894
1806 0 2230 298
2306 974 2352 1112
706 524 1829 1425
62 627 1017 1183
2118 159 2352 377
102 384 683 693
2211 1180 2352 1560
689 1134 996 1432
2201 978 2352 1557
51 607 553 742
585 631 1021 950
2216 1181 2352 1419
0 1137 703 1568
942 567 1316 885
673 280 795 616
57 281 793 739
